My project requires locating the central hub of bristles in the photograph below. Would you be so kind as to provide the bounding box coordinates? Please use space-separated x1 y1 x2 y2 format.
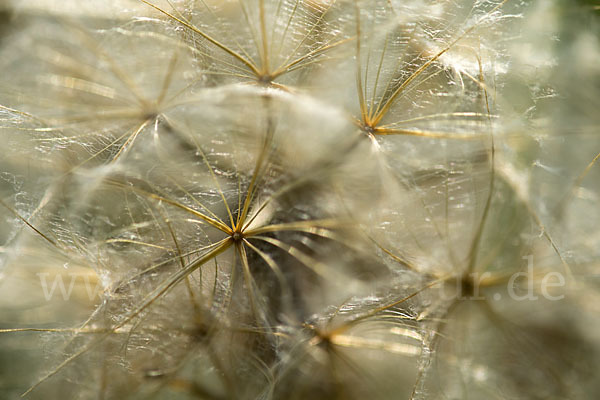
258 74 272 84
232 232 243 242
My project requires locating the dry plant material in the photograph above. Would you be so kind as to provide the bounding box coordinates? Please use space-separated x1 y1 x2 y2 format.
0 1 599 399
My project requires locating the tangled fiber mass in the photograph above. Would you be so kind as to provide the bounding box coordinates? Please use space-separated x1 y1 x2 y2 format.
0 0 599 399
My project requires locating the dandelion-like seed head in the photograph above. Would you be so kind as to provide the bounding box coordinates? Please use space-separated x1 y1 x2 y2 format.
0 0 599 399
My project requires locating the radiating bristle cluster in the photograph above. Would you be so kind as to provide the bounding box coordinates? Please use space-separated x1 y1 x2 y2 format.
0 1 599 399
